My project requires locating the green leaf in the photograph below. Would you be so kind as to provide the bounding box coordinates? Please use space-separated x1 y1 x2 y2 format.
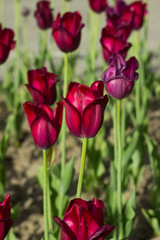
123 188 136 238
142 208 160 236
61 158 74 194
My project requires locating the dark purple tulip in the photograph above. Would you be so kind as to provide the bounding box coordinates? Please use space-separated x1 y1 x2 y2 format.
23 101 63 149
54 198 114 240
0 195 13 240
102 53 139 100
52 11 84 53
62 81 108 138
34 1 53 30
129 1 147 30
0 24 16 64
88 0 107 13
100 29 131 62
26 67 58 106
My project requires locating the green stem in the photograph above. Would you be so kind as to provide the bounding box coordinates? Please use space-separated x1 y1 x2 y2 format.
14 0 21 46
61 53 68 178
121 99 126 151
113 102 118 167
76 138 88 198
43 150 49 240
47 168 53 236
41 31 47 67
117 100 123 239
135 31 140 125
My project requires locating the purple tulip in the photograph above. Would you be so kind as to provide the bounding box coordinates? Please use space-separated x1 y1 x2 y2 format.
88 0 107 13
23 101 63 149
102 53 139 100
100 29 131 62
54 198 114 240
34 1 53 30
25 67 58 106
62 81 108 138
0 195 13 240
0 24 16 64
52 11 84 53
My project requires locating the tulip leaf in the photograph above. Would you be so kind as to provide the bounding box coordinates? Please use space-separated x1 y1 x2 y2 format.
123 188 136 238
5 228 17 240
142 208 160 236
61 157 74 194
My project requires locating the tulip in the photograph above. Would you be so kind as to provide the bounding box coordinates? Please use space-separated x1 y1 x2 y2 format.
26 67 58 106
100 29 131 62
129 1 147 30
102 53 139 99
62 81 108 138
54 198 114 240
52 11 84 53
88 0 107 13
34 1 53 30
0 24 16 64
0 195 13 240
23 101 63 149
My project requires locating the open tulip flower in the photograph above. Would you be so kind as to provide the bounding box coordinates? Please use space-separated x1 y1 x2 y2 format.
100 28 131 62
52 11 84 53
0 24 16 64
23 101 63 149
34 0 53 30
26 67 58 106
54 198 114 240
62 81 108 138
88 0 107 13
102 53 139 100
0 195 13 240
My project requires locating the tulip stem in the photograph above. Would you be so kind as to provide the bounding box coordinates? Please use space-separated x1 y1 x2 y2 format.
47 168 53 236
116 100 123 239
135 31 140 125
43 150 49 240
76 138 88 198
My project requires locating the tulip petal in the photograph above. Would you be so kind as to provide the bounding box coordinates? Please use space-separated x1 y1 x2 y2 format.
91 81 104 98
89 224 115 240
62 97 82 138
82 96 108 138
23 102 37 126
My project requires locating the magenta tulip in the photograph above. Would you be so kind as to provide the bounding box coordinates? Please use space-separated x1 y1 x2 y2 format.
0 195 13 240
0 24 16 64
102 53 139 99
26 67 58 106
62 81 108 138
23 101 63 149
129 1 147 30
88 0 107 13
52 12 84 53
100 29 131 62
34 1 53 30
54 198 114 240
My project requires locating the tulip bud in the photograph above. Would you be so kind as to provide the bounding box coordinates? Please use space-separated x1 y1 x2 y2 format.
23 101 63 149
34 1 53 30
62 81 108 138
25 67 58 106
88 0 107 13
0 195 13 240
102 53 139 100
0 25 16 64
52 11 84 53
54 198 114 240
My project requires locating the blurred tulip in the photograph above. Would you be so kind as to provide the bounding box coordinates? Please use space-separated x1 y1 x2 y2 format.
52 11 84 53
54 198 114 240
100 29 131 62
0 195 13 240
26 67 58 106
0 24 16 64
88 0 107 13
102 53 139 99
129 1 147 30
23 101 63 149
62 81 108 138
34 1 53 30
